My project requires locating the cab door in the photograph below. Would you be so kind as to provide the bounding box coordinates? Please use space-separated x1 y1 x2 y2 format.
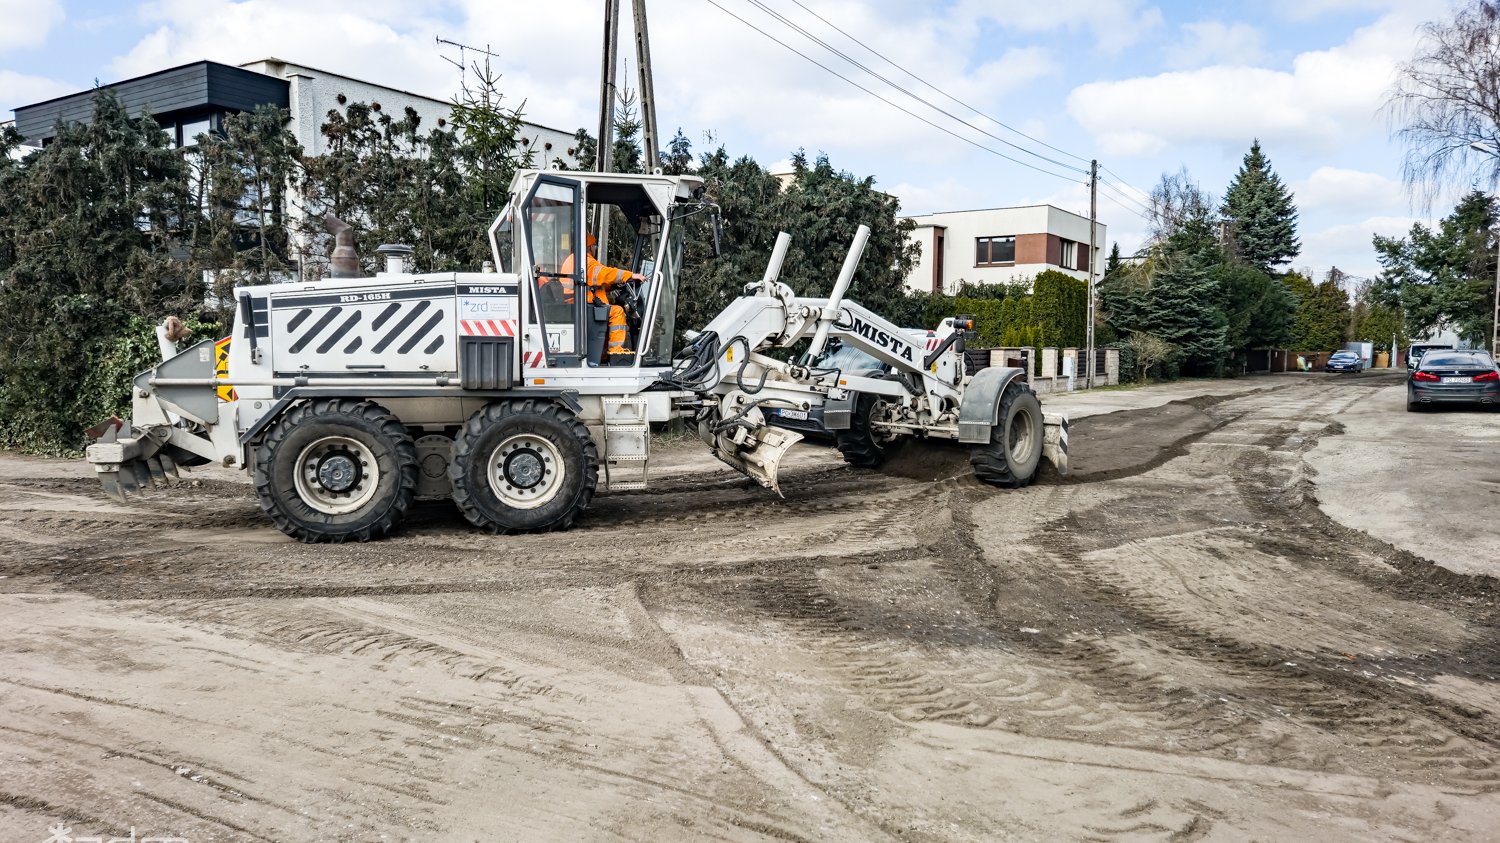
521 176 585 368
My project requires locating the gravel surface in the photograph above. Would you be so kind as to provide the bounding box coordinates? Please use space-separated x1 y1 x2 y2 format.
2 374 1497 841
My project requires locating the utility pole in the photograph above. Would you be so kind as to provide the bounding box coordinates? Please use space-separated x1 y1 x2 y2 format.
1492 235 1499 357
631 0 659 172
1086 159 1098 389
594 0 621 247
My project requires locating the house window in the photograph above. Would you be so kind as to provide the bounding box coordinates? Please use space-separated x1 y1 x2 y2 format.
1060 240 1077 269
179 117 214 147
976 235 1015 266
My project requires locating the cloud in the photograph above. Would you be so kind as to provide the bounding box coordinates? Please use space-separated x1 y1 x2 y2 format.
1270 0 1437 22
891 178 990 216
1067 10 1419 156
1300 214 1422 277
948 0 1165 54
111 0 456 103
1165 21 1265 70
1 70 75 111
0 0 63 53
455 1 1065 164
1293 167 1405 213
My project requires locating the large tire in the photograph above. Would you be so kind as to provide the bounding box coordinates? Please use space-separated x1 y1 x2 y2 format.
835 391 897 468
970 383 1044 488
449 399 598 533
254 399 418 543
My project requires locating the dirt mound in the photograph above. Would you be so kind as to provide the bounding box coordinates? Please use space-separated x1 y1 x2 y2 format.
874 397 1222 486
1048 399 1221 482
877 439 976 482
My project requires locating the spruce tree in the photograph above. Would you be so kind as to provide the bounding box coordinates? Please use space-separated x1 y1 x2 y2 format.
1143 213 1229 374
1373 190 1496 344
1104 242 1122 278
1221 140 1300 272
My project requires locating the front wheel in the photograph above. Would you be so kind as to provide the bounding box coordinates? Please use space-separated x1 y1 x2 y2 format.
254 399 418 543
970 383 1044 488
836 388 900 468
449 400 598 533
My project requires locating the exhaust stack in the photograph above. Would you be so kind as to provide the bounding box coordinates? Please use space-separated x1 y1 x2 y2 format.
375 243 415 275
325 214 360 278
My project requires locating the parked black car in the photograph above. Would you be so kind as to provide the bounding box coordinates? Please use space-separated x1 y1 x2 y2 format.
1324 350 1364 373
764 343 888 439
1407 349 1499 411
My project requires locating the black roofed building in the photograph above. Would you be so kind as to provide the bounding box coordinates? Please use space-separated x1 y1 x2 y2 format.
13 60 291 148
11 57 579 162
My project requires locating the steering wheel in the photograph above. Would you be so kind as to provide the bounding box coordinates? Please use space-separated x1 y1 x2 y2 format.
613 277 644 317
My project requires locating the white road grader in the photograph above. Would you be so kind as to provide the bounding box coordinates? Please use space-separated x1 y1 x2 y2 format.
86 169 1068 542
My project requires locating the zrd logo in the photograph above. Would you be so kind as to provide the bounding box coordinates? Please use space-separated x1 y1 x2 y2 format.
850 316 915 363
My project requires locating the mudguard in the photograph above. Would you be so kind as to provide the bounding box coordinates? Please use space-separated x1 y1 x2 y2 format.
957 366 1026 443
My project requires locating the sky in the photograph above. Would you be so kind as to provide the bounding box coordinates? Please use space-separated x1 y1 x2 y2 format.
0 0 1462 280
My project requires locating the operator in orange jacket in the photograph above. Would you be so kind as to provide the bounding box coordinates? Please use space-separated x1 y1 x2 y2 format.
557 232 642 361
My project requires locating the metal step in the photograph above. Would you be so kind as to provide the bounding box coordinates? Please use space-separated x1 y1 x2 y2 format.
602 397 650 490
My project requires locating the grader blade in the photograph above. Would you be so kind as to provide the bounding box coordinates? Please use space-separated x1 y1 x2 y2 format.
703 423 802 496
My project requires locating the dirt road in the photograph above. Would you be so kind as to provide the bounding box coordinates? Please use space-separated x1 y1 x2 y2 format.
2 374 1498 840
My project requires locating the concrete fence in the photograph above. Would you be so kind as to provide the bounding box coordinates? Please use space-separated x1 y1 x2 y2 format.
978 346 1118 393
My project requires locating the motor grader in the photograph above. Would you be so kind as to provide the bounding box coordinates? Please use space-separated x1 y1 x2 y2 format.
86 169 1068 542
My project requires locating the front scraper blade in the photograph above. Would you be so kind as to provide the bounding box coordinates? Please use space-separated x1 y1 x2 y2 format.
708 425 803 496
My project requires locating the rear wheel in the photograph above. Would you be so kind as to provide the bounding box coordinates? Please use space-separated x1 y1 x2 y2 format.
450 400 598 533
836 390 899 467
971 382 1044 488
254 399 418 543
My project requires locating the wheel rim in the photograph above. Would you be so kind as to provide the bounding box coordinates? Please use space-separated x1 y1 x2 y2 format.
294 435 380 515
1007 406 1036 463
869 399 900 446
486 433 564 510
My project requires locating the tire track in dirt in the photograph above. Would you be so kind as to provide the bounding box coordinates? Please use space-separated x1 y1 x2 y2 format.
940 383 1500 792
147 600 564 697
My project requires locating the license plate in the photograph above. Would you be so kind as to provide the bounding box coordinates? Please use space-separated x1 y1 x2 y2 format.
1442 376 1473 384
777 409 809 420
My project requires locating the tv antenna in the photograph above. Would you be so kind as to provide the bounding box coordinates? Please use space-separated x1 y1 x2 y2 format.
436 36 502 88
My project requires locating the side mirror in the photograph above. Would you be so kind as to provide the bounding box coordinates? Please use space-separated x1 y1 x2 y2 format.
711 211 723 258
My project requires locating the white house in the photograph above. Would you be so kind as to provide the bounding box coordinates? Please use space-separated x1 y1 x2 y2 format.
903 205 1105 295
239 58 578 167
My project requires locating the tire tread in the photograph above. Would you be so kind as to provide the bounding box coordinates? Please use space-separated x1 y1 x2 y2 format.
252 399 418 543
449 399 598 534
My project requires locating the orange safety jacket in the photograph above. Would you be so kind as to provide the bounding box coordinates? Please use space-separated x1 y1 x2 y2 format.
555 253 632 305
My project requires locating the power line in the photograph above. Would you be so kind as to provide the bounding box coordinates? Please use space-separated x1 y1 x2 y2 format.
747 0 1087 175
1099 188 1151 221
1101 162 1147 197
705 0 1086 183
784 0 1093 168
1099 178 1152 217
1100 163 1151 202
783 0 1160 209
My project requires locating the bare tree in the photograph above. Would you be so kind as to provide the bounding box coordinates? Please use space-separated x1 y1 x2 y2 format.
1145 167 1213 244
1386 1 1500 207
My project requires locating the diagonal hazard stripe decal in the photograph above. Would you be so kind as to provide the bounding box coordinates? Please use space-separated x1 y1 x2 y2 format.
460 319 518 337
